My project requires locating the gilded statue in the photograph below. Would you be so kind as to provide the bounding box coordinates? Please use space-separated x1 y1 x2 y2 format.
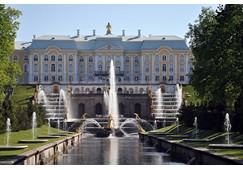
106 22 112 34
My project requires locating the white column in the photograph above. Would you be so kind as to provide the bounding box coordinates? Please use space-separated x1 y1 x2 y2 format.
140 55 144 83
130 56 134 83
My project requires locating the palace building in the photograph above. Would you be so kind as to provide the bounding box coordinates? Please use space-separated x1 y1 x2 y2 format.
12 23 193 121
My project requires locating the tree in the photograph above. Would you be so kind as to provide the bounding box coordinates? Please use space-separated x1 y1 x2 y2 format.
186 4 243 114
0 5 22 104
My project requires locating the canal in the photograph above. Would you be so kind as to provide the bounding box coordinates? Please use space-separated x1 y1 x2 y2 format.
52 133 184 165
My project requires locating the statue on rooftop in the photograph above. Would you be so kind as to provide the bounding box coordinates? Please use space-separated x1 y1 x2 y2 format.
106 22 112 34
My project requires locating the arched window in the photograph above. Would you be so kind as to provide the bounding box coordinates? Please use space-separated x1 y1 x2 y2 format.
23 64 29 72
34 55 38 61
96 88 102 94
162 55 166 61
58 64 63 72
162 64 166 72
79 64 84 73
180 55 184 61
69 55 73 61
155 64 160 72
89 56 93 62
51 55 55 61
33 64 38 72
134 103 141 115
13 55 18 60
98 65 102 71
119 103 125 115
44 55 48 61
135 56 139 62
69 64 73 72
180 63 184 73
118 88 123 94
24 55 29 60
145 64 149 72
169 55 173 61
134 64 139 73
80 56 84 62
155 55 159 61
125 56 129 62
116 55 120 61
145 55 149 61
51 64 55 72
169 64 174 72
44 64 48 72
78 103 85 118
95 103 103 115
58 55 62 61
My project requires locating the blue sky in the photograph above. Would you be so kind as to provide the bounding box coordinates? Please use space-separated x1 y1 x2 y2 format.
7 3 221 41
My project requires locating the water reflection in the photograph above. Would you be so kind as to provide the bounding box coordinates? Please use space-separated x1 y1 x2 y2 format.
54 134 180 165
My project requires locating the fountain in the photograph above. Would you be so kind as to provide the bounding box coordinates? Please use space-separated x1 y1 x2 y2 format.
209 113 243 148
0 118 28 150
167 117 189 138
183 117 211 142
175 84 183 109
19 112 48 143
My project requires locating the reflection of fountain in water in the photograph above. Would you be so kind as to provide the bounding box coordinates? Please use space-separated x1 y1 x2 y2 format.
153 120 157 130
57 119 60 134
32 112 37 139
48 118 51 136
6 118 11 146
193 117 198 139
224 113 232 145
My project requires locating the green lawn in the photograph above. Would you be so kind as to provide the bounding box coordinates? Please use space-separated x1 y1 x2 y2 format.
147 124 243 159
0 125 75 161
10 85 36 106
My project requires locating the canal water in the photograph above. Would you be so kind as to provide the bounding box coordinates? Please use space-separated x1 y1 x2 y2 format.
53 134 184 165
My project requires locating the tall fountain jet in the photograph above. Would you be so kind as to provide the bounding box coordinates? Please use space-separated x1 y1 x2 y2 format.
108 59 119 128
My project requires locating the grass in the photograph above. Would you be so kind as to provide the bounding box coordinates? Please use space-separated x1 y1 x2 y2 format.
10 85 36 106
147 124 243 159
0 125 75 161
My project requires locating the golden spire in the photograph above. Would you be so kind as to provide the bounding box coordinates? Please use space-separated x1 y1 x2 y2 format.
106 22 112 34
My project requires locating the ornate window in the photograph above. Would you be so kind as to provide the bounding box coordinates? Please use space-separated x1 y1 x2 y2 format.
33 64 38 72
69 64 73 72
116 55 120 61
155 64 160 72
51 55 55 61
58 55 62 61
44 55 48 61
162 55 166 61
125 56 129 62
162 64 166 72
106 55 111 62
89 56 93 62
51 64 55 72
134 64 139 73
180 76 184 81
169 64 174 72
155 55 160 61
125 64 130 73
69 55 73 61
80 56 84 62
145 55 149 62
23 64 29 72
58 64 63 73
34 55 38 61
44 64 48 73
13 55 18 60
145 64 149 72
180 55 184 61
180 63 184 73
88 64 93 73
135 56 139 62
169 55 173 61
24 55 29 60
